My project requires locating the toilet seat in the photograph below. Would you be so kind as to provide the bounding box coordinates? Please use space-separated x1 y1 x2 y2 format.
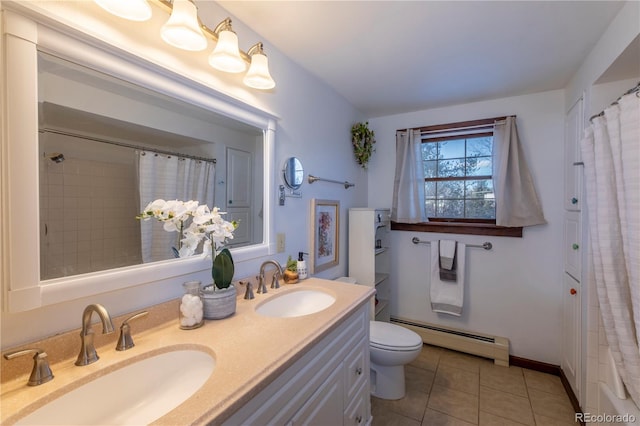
370 321 423 352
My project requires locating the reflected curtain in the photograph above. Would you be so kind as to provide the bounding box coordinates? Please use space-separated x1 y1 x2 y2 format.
137 152 216 263
492 117 546 227
581 91 640 406
392 129 426 223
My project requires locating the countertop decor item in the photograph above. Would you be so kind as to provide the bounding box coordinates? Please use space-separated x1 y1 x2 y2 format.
138 199 238 319
283 255 299 284
351 121 376 169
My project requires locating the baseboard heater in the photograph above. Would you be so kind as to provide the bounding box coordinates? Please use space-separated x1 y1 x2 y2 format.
390 316 510 366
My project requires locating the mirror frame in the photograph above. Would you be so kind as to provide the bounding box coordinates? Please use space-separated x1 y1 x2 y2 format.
1 7 277 312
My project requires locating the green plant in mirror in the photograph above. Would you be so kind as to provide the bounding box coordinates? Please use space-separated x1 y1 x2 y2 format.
212 248 234 289
351 121 376 169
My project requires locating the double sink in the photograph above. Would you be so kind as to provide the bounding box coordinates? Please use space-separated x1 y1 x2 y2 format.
8 288 337 425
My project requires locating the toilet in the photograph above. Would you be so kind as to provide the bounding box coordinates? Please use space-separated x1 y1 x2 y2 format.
336 277 423 400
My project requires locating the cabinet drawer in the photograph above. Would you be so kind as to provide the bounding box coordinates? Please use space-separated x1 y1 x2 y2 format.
344 337 368 402
344 380 370 426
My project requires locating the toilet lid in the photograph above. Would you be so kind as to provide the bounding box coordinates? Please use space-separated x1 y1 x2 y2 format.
370 321 422 351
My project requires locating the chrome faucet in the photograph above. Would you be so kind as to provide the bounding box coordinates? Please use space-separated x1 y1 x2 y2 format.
75 304 115 366
259 260 283 292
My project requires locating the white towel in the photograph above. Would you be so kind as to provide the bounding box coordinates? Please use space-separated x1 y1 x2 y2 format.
430 241 466 316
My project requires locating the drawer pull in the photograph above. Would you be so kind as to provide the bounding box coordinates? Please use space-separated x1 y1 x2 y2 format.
572 243 579 250
570 288 577 295
355 367 363 376
571 197 578 205
355 415 363 424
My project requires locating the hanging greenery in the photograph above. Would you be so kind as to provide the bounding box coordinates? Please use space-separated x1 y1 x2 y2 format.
351 121 376 169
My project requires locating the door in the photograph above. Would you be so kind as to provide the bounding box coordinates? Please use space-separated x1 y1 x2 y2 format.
561 273 581 399
226 148 252 245
564 97 584 211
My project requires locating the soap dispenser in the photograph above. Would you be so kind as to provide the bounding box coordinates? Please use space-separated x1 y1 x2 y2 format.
297 252 308 280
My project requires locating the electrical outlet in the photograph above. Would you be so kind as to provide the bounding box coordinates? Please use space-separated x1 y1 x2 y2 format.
276 233 286 253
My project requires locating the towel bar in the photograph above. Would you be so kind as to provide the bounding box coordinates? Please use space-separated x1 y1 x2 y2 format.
411 237 492 251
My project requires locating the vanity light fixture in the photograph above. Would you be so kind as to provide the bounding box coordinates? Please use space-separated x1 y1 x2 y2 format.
160 0 208 51
93 0 276 89
94 0 153 22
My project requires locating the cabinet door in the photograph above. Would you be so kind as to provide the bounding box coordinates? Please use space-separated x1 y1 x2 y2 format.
290 367 344 426
561 273 581 399
564 97 584 211
344 381 370 426
563 212 581 281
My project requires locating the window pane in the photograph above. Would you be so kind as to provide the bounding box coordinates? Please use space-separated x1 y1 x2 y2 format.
424 200 436 218
465 179 494 199
466 156 492 176
438 159 465 177
425 181 436 198
437 180 464 199
424 160 437 178
438 200 464 218
467 136 492 157
438 139 465 159
465 200 496 219
422 143 439 160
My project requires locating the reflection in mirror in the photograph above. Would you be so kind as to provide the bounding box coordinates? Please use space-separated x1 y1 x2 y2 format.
38 52 264 280
283 157 304 190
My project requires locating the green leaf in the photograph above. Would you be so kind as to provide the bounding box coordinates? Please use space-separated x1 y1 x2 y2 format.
213 248 234 289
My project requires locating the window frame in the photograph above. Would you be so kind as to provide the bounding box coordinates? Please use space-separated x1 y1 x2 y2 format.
393 117 523 238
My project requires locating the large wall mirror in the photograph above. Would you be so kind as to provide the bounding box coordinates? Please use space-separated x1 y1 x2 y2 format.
3 7 276 312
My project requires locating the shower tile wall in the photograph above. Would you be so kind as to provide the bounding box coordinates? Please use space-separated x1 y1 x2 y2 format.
40 157 141 280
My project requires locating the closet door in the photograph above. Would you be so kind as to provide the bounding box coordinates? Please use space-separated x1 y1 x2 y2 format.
561 273 581 398
564 97 584 211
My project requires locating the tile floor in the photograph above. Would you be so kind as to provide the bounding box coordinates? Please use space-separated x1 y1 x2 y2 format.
371 345 579 426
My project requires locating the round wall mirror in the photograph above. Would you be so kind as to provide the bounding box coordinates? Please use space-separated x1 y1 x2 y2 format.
283 157 304 190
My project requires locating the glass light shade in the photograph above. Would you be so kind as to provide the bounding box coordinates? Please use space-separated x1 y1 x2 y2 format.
160 0 207 51
243 53 276 89
208 30 246 73
94 0 152 21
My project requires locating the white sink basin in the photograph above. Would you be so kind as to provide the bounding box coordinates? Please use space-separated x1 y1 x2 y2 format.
16 349 214 425
256 289 336 318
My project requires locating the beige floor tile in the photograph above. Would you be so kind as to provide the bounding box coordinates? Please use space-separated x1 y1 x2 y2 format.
534 413 581 425
479 411 530 426
527 388 576 423
434 364 480 395
479 363 527 397
427 384 479 424
439 349 491 374
372 388 429 421
372 401 421 426
523 369 566 396
422 408 477 426
410 344 444 372
479 386 535 426
406 364 436 394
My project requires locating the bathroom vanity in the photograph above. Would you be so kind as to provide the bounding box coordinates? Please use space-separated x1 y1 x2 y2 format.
0 278 374 425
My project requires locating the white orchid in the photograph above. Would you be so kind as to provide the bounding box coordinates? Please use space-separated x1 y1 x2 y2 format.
138 199 237 258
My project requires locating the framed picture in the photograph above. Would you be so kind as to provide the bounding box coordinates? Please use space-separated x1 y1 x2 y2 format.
309 199 340 273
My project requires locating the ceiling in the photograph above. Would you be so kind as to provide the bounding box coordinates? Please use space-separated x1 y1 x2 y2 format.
217 1 626 117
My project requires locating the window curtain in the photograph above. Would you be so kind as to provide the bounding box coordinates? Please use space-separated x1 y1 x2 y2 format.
391 129 426 223
136 152 216 263
581 91 640 406
492 117 546 227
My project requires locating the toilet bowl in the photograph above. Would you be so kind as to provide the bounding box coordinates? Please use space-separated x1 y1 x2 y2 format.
335 277 423 400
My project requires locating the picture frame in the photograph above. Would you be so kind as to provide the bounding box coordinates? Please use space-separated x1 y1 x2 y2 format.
309 199 340 273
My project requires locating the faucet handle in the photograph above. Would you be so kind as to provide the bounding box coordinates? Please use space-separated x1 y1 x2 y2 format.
4 348 54 386
243 281 255 300
116 311 148 351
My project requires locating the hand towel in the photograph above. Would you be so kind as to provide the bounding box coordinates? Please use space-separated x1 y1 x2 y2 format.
430 241 466 316
438 240 457 281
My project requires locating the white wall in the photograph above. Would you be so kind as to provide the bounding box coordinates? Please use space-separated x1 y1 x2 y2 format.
1 1 366 349
367 90 565 364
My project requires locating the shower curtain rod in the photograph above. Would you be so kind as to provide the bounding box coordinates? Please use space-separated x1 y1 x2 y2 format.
39 128 217 164
589 81 640 122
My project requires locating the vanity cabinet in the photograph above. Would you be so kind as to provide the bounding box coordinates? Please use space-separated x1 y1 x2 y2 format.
348 208 391 322
222 303 371 426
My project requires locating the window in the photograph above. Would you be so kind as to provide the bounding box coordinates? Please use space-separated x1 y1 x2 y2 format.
391 117 523 237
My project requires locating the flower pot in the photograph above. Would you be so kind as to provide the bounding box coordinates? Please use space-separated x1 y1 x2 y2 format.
201 284 236 319
283 270 299 284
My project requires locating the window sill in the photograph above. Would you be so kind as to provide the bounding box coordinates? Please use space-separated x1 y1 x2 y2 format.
390 221 522 238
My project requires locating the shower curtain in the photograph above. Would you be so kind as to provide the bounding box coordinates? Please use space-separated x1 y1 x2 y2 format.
137 152 216 263
581 90 640 406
